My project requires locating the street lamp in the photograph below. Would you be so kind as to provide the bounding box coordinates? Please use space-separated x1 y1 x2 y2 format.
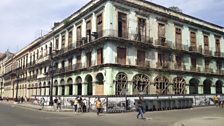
15 74 19 102
48 46 56 106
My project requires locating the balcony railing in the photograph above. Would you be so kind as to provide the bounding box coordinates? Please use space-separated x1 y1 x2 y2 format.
174 63 182 70
175 43 183 50
189 45 197 52
190 66 197 72
55 63 83 74
204 49 212 56
156 62 170 69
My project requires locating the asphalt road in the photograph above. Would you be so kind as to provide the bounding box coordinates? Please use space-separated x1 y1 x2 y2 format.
0 102 224 126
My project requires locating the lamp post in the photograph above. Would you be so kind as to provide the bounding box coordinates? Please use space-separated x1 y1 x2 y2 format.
0 78 2 98
15 74 19 102
48 45 55 106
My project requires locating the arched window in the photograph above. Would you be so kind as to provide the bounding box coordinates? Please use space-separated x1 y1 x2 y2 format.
155 76 169 95
203 79 212 94
76 76 82 95
173 77 186 94
85 75 93 95
189 78 199 94
115 72 128 95
216 80 223 94
133 74 149 95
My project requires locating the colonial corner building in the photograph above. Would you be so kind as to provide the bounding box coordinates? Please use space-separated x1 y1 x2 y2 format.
0 0 224 99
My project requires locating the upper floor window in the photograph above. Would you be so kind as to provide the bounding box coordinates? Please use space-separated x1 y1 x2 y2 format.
86 52 92 67
137 50 145 66
137 18 146 41
175 27 182 48
215 38 220 52
86 20 91 43
97 48 103 65
55 38 59 50
190 31 196 46
68 30 73 47
97 14 103 38
76 26 82 47
61 34 65 49
117 47 126 65
158 23 166 45
118 12 127 38
76 55 81 69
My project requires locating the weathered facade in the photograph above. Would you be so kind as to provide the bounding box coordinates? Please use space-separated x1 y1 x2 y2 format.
2 0 224 99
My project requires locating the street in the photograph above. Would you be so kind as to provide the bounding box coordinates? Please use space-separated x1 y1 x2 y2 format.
0 102 224 126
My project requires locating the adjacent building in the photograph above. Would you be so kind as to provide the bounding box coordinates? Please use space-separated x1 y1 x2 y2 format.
1 0 224 99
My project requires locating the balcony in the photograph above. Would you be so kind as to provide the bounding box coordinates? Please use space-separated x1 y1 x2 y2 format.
190 66 197 72
204 67 210 73
136 60 151 68
175 43 183 50
36 55 50 64
204 49 212 56
156 62 170 69
189 45 197 52
216 69 224 75
155 37 168 47
174 63 182 70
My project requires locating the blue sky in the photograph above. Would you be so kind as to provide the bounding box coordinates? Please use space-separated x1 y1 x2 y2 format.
0 0 223 53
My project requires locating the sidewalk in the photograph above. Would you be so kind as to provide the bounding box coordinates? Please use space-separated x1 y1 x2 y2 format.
1 100 224 126
0 101 74 112
175 116 224 126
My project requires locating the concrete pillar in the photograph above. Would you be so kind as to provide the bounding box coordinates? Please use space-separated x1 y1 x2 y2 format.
92 82 97 95
53 87 56 96
128 81 133 95
82 83 87 95
65 85 69 96
58 86 62 95
198 85 203 94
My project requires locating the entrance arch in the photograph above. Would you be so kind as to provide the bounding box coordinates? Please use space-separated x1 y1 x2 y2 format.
216 80 223 94
95 73 104 95
54 80 58 96
115 72 128 95
189 78 199 94
67 78 73 95
173 77 186 94
203 79 212 94
76 76 82 95
60 79 65 96
154 76 169 95
85 75 93 95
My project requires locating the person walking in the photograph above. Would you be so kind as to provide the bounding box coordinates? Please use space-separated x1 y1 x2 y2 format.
73 98 78 113
214 95 219 107
40 97 45 110
95 98 102 116
57 97 62 111
136 98 144 119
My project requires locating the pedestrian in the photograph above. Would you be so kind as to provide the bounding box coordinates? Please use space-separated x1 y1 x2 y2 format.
54 97 58 110
218 95 222 107
73 98 78 113
40 97 45 110
95 97 102 116
214 95 219 107
136 97 145 119
57 97 62 111
21 96 24 103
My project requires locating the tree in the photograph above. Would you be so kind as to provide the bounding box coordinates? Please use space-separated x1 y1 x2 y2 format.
169 6 182 13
